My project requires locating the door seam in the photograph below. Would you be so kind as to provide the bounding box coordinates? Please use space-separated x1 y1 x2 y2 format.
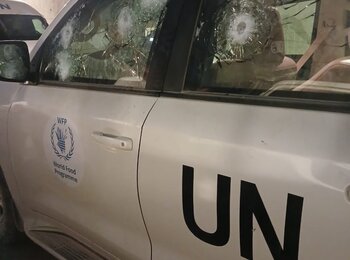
136 97 159 260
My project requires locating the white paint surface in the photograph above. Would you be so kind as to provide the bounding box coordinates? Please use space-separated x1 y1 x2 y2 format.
16 0 68 23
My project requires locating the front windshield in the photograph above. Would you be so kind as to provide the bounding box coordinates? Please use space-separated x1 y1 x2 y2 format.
0 15 48 41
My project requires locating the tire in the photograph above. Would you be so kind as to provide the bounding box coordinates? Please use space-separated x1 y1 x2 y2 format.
0 176 22 245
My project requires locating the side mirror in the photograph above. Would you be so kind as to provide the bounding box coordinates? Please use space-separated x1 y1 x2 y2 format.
0 41 30 82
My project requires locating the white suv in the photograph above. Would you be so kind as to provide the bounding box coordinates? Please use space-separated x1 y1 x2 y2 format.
0 0 349 259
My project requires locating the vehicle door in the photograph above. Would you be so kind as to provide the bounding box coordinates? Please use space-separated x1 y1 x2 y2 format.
7 0 178 258
139 0 350 259
0 80 24 212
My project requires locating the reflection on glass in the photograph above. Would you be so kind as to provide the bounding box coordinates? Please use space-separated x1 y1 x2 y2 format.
185 0 350 102
0 44 27 81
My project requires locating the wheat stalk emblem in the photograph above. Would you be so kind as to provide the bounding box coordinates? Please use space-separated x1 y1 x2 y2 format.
51 123 75 161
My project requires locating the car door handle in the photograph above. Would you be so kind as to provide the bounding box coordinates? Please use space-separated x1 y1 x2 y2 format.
92 131 133 151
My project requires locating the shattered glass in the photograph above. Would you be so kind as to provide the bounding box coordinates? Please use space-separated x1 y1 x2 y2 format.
214 0 279 61
187 0 286 92
42 0 167 86
186 0 350 102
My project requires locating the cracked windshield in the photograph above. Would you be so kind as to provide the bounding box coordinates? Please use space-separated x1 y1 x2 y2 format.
41 0 166 87
185 0 350 101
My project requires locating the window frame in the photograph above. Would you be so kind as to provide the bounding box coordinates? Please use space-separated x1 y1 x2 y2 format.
163 0 350 113
29 0 185 96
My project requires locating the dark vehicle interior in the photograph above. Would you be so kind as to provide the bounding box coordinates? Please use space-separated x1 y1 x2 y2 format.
0 15 48 41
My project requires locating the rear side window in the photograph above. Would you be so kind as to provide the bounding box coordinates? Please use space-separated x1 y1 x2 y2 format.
0 15 47 40
41 0 168 88
185 0 350 102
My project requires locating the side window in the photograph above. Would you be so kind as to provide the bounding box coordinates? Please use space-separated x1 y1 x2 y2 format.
32 18 47 35
185 0 350 102
41 0 167 88
0 15 47 40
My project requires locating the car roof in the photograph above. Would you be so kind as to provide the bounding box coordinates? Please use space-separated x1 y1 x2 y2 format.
0 0 42 16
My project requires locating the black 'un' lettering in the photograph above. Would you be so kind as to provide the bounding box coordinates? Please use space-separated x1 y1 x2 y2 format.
0 4 10 10
240 181 304 260
182 165 231 246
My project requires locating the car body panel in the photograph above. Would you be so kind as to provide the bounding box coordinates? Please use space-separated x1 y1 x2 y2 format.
0 82 26 218
139 97 350 259
8 85 155 259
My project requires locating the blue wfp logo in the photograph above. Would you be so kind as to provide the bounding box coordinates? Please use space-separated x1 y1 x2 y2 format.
51 117 75 161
